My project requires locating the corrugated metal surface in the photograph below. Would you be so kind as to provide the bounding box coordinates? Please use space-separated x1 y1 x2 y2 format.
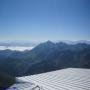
9 68 90 90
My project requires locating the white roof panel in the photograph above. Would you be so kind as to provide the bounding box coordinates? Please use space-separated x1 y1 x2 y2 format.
9 68 90 90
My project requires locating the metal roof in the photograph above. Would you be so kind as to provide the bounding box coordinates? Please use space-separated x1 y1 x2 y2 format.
8 68 90 90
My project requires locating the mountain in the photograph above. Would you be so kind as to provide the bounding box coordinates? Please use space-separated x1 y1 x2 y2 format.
0 41 38 47
0 41 90 76
56 40 90 44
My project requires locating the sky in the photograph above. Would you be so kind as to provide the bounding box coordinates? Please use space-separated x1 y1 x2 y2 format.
0 0 90 42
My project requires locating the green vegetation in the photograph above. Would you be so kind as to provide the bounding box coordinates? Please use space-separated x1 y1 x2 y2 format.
0 73 15 89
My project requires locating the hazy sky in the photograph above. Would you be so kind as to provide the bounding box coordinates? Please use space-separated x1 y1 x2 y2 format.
0 0 90 42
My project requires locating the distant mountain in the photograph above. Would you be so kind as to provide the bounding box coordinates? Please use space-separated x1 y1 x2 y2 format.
0 41 38 47
0 41 90 76
0 41 38 51
56 40 90 44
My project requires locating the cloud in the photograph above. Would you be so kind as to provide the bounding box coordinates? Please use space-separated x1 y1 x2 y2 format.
0 46 34 51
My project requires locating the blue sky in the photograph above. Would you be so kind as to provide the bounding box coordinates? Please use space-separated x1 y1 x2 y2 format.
0 0 90 42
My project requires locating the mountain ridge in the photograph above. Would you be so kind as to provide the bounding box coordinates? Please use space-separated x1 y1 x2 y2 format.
0 41 90 76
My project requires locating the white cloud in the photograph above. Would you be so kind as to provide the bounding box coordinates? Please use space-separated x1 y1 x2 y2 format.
0 46 34 51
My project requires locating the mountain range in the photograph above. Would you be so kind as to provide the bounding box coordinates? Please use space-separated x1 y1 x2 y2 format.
0 41 90 76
